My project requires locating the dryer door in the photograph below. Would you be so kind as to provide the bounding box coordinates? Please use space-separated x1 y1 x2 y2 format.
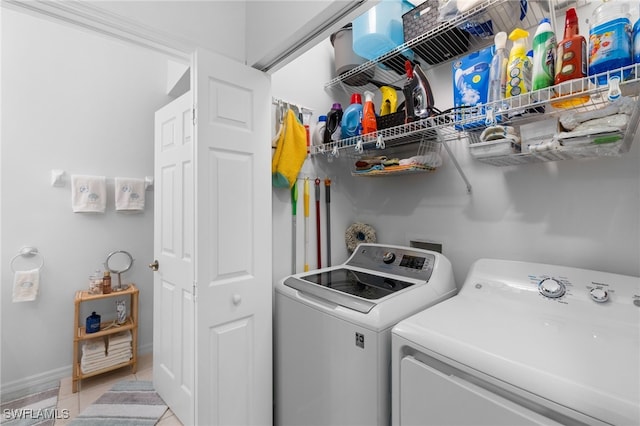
398 356 563 426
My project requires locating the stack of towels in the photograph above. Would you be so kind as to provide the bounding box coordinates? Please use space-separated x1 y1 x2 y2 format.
81 330 132 374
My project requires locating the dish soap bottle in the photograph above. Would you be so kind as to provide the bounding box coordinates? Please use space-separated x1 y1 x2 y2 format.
531 18 556 93
341 93 363 138
505 28 531 99
553 7 589 108
485 31 508 125
361 90 377 136
588 0 632 85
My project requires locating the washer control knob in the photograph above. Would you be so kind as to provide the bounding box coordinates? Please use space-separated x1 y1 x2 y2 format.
538 278 566 298
590 287 609 303
382 252 396 264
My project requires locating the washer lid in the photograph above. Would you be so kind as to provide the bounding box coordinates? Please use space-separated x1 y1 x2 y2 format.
285 268 415 313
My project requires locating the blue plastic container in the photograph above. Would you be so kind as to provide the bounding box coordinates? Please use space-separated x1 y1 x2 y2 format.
633 17 640 64
341 94 363 138
352 0 413 61
588 1 632 85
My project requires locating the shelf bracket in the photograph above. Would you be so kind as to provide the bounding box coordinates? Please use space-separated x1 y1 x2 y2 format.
441 140 472 194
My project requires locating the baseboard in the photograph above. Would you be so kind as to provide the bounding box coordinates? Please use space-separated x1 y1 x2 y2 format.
1 344 153 396
1 365 70 396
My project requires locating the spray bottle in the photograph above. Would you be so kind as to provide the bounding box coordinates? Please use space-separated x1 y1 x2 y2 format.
485 31 508 125
361 90 377 135
505 28 531 99
531 18 556 92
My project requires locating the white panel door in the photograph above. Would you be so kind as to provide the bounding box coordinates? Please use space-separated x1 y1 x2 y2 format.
153 91 196 425
193 48 272 426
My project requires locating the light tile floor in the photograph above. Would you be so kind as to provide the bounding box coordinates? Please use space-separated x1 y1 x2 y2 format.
55 353 182 425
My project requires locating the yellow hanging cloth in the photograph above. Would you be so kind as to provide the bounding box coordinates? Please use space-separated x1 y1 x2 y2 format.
272 108 307 188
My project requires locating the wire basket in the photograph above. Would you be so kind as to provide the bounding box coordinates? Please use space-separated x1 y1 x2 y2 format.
403 0 470 65
346 131 443 177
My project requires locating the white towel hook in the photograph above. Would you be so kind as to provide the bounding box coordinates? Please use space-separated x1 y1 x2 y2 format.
10 246 44 273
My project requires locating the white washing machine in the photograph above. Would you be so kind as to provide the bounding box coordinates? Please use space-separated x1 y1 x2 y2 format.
392 259 640 426
275 243 457 426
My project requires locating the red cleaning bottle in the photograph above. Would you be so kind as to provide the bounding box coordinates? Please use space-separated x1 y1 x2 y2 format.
361 90 377 136
553 7 589 107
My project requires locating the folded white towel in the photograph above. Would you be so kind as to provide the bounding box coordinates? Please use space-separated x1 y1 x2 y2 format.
12 268 40 302
109 330 132 345
81 352 132 373
82 338 106 356
71 175 106 213
115 177 145 212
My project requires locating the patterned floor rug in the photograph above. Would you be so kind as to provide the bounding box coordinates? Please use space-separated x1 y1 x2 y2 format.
0 380 61 425
70 380 168 425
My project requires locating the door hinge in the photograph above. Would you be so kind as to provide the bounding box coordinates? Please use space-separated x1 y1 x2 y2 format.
192 108 197 125
193 281 197 301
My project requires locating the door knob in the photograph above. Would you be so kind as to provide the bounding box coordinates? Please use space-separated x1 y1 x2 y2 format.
148 260 159 271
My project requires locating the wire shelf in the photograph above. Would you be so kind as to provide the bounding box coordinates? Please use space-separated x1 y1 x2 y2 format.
324 0 549 96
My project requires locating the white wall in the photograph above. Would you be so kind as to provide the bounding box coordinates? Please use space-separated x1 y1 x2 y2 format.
1 9 171 389
272 36 640 287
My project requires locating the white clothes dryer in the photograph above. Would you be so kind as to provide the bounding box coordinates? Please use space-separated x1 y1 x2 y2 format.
275 243 457 426
392 259 640 426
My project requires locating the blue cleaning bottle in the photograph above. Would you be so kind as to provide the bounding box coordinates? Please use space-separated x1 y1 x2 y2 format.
634 5 640 64
588 0 632 84
341 93 363 138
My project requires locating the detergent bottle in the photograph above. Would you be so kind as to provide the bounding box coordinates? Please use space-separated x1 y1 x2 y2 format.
341 93 363 138
635 4 640 64
485 31 508 124
361 91 377 135
553 7 589 108
588 0 632 85
312 115 327 146
531 18 556 92
505 28 531 99
555 8 587 85
323 103 343 144
635 19 640 64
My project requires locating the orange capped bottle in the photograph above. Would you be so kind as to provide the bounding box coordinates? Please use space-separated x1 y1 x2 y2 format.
361 90 377 136
552 7 589 108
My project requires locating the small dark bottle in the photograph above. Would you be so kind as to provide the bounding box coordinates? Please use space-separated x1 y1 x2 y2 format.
102 271 112 294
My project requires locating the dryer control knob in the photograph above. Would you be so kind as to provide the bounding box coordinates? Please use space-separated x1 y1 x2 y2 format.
382 252 396 264
590 287 609 303
538 278 565 298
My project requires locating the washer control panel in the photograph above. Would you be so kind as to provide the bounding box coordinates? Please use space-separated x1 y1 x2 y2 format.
346 244 436 281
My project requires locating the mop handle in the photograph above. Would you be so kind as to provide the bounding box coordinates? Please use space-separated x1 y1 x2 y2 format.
315 178 321 269
303 178 310 272
324 178 331 267
291 182 297 275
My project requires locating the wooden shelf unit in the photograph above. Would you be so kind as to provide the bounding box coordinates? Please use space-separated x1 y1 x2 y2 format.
72 284 139 393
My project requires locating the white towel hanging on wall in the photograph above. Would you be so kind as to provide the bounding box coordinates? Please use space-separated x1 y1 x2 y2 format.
13 269 40 302
71 175 107 213
115 177 145 212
